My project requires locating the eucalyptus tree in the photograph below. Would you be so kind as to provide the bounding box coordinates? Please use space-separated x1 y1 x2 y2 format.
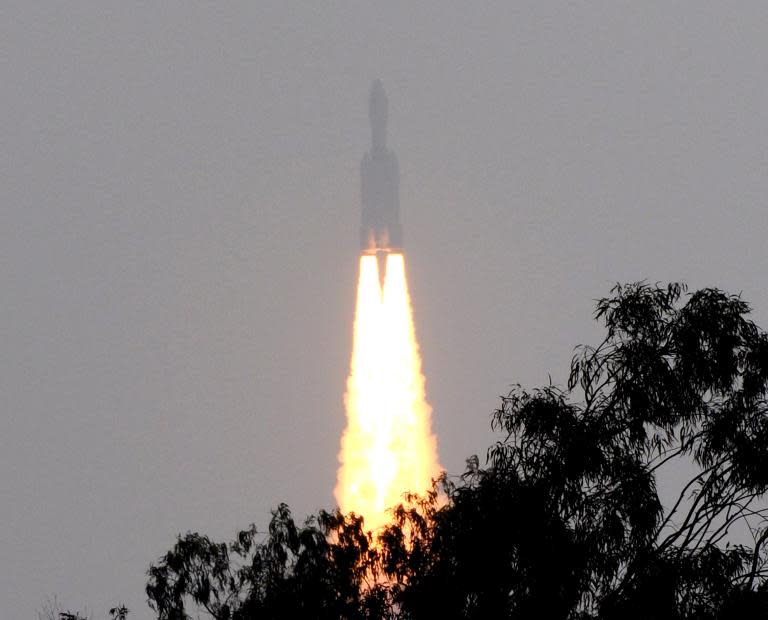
147 283 768 619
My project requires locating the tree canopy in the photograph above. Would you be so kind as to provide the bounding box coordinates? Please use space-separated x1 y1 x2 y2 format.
147 283 768 619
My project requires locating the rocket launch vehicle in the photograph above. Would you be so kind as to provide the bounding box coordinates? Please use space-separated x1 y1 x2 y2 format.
360 80 402 281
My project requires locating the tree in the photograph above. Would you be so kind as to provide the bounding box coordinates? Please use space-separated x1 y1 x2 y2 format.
147 283 768 619
146 505 390 620
36 597 128 620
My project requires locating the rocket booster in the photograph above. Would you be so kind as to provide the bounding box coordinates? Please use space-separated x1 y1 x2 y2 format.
360 80 402 279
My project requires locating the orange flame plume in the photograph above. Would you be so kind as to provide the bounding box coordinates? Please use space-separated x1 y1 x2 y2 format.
335 253 441 532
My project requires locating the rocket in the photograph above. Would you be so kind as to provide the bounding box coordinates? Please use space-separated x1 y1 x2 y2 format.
360 80 402 281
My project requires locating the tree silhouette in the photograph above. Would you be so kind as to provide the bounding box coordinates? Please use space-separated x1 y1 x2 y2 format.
36 597 128 620
147 283 768 619
147 505 390 619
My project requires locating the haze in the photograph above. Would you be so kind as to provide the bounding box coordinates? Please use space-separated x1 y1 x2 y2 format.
2 3 767 618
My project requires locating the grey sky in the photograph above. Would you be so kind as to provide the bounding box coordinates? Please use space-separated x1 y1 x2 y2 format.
2 2 767 618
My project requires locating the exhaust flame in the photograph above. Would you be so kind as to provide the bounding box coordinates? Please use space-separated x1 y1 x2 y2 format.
335 253 441 532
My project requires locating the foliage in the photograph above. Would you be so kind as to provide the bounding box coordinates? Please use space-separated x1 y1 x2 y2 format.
37 597 128 620
147 283 768 619
147 504 390 619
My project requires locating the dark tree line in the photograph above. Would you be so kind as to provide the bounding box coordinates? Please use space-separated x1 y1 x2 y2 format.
36 598 129 620
147 283 768 619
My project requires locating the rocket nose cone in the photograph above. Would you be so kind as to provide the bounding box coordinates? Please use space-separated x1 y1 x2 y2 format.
370 79 385 102
369 79 388 146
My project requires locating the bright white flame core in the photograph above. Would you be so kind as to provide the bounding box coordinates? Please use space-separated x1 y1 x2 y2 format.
335 253 441 532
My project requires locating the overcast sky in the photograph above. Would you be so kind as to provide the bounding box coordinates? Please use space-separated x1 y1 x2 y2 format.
2 2 768 618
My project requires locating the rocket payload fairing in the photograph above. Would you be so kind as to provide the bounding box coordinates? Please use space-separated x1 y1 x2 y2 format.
360 80 402 280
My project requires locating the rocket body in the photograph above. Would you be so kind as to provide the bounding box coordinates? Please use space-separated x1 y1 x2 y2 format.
360 80 402 258
360 147 401 251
